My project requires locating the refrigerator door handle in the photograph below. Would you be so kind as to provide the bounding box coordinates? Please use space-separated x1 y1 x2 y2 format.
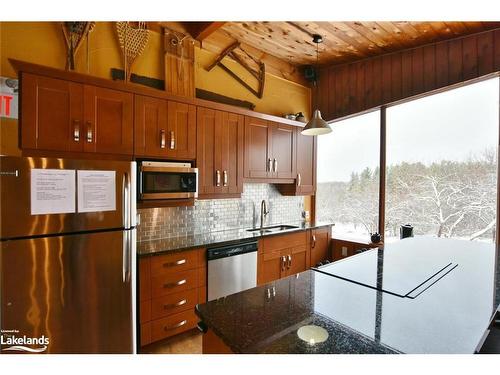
123 172 130 229
123 231 128 283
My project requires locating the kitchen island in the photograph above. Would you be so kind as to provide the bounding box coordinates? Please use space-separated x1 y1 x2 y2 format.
195 237 499 354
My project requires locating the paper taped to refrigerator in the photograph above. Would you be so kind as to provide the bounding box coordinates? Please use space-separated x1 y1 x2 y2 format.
77 170 116 213
31 169 76 215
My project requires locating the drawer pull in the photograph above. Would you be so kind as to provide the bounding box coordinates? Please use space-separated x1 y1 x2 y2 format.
223 170 228 187
163 259 187 268
267 158 272 172
273 158 277 173
86 121 93 143
297 173 301 187
164 319 187 331
216 170 221 187
164 299 187 309
163 279 187 288
287 255 292 269
281 256 286 272
170 131 175 149
311 235 316 248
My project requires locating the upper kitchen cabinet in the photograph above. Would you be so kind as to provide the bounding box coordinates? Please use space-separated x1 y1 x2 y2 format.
197 107 244 198
134 95 168 158
167 101 196 160
278 127 316 196
21 73 84 153
244 116 296 182
21 73 133 156
83 86 133 155
244 116 271 179
270 122 296 179
135 97 196 160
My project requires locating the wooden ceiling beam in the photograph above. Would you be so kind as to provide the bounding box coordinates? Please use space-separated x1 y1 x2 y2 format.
181 22 226 41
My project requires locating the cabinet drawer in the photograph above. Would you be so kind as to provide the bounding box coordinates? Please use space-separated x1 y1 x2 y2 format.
140 300 151 323
140 322 152 346
150 250 199 276
139 258 151 301
262 231 307 253
151 309 198 342
151 288 198 320
151 269 198 298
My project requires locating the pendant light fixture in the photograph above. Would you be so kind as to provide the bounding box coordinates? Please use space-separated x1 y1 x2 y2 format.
302 34 332 136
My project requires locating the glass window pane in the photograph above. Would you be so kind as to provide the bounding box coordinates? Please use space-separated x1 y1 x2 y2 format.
316 110 380 242
385 78 499 243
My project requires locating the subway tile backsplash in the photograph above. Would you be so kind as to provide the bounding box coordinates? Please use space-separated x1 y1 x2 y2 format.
137 183 304 241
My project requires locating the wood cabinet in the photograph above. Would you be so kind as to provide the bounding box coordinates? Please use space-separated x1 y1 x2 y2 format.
331 238 380 261
244 116 296 181
83 85 133 155
277 128 317 196
21 73 133 155
310 226 332 267
135 96 196 160
257 231 309 285
138 248 205 348
197 107 244 198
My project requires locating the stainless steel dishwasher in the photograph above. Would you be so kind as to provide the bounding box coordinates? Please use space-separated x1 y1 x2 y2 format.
207 241 258 301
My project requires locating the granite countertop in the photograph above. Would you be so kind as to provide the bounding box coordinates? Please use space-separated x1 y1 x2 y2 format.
137 221 334 257
196 237 500 354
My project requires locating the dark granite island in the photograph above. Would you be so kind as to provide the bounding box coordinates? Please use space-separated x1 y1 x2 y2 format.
195 237 499 354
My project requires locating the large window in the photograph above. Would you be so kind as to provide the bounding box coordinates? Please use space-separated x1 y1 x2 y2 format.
316 111 380 241
316 76 499 244
385 78 499 243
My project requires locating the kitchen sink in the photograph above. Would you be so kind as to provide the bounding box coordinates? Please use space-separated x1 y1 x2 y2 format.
246 225 299 233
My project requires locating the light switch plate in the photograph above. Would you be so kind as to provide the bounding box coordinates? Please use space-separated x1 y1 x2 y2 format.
341 246 348 257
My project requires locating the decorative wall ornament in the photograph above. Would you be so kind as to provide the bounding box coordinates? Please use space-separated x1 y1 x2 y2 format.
61 22 95 71
116 22 150 82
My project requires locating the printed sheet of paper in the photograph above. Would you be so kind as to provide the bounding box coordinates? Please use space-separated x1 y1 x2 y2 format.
30 169 76 215
77 170 116 213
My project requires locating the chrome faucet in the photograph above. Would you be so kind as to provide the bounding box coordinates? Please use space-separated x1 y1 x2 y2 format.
260 200 269 229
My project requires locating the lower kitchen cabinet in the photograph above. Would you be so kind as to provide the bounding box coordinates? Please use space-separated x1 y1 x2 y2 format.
138 248 206 347
331 238 380 261
310 226 332 267
257 231 309 285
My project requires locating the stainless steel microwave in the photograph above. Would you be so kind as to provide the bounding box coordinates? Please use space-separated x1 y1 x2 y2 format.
138 161 198 200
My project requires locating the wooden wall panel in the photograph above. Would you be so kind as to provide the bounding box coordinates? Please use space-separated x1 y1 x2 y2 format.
318 29 500 121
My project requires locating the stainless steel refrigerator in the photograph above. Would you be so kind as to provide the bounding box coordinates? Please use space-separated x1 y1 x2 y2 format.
0 156 136 354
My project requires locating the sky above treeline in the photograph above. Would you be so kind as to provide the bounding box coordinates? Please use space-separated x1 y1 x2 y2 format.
317 77 500 183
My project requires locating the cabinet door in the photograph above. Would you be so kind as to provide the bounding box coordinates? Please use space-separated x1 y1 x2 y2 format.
296 129 316 195
221 112 244 194
134 95 168 158
244 116 271 178
167 101 196 159
285 246 309 276
260 251 284 284
83 86 133 155
21 73 83 152
197 107 221 195
310 227 331 267
270 122 296 179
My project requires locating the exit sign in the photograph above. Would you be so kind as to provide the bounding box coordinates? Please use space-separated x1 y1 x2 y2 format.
0 77 19 119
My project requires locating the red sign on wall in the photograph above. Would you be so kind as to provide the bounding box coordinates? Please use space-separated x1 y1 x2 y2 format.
0 77 19 119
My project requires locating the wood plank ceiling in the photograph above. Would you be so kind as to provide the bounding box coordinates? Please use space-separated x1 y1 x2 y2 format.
208 21 500 66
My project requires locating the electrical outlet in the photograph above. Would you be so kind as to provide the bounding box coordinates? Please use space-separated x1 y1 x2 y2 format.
341 246 348 257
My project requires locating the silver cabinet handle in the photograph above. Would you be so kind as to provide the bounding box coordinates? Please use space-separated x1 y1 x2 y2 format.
312 235 316 248
170 131 175 149
163 279 187 289
273 158 277 172
287 255 292 269
73 120 80 141
297 173 301 186
164 299 187 310
216 170 221 186
164 320 187 331
160 129 166 148
223 170 228 187
268 158 272 172
281 256 286 272
163 259 186 268
86 121 93 143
